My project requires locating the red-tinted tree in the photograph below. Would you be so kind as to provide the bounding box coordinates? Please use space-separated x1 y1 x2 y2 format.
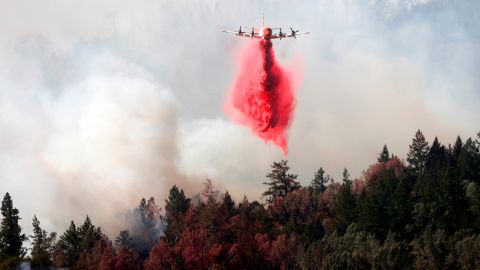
177 227 211 270
97 241 116 270
144 242 177 270
114 247 142 270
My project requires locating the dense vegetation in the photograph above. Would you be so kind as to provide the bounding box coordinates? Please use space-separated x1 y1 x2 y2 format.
1 130 480 269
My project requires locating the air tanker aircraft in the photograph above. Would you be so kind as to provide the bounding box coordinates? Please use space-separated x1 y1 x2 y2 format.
222 15 310 40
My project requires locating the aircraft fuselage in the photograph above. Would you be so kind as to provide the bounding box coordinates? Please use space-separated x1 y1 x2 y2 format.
259 27 272 40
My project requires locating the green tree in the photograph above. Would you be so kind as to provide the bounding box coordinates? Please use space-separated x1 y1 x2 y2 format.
466 182 480 230
335 169 356 233
378 145 391 163
165 185 190 216
425 137 447 174
411 226 450 269
311 167 330 195
373 232 412 270
165 185 190 244
407 129 429 175
438 169 468 233
262 160 301 204
358 167 407 240
0 193 27 268
58 221 80 267
115 230 134 251
458 138 480 183
30 215 55 267
452 136 463 165
220 191 236 218
78 216 101 252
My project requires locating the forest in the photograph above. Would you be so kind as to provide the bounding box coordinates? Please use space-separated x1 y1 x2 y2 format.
1 130 480 270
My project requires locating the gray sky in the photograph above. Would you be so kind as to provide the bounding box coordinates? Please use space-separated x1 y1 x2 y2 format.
0 0 479 237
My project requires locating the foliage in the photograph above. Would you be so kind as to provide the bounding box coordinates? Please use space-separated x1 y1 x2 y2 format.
262 160 301 204
4 130 480 269
378 145 391 163
407 130 429 175
0 193 27 269
310 167 331 195
30 215 56 267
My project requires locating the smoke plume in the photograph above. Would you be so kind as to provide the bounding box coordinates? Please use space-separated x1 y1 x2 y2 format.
225 40 296 155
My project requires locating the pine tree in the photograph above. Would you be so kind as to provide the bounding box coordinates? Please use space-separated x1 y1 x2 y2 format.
0 193 27 267
262 160 301 204
407 130 429 175
164 185 190 245
452 136 463 164
78 216 101 252
137 198 147 224
115 230 134 251
30 215 54 267
438 168 468 233
165 185 190 217
201 178 217 203
310 167 330 194
132 198 162 259
220 191 236 218
378 145 391 163
426 137 446 172
335 168 357 233
459 138 480 182
58 221 80 266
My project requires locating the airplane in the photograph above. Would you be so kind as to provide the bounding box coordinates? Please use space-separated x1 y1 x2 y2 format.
222 15 310 40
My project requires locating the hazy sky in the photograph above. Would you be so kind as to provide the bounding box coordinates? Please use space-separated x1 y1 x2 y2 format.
0 0 479 237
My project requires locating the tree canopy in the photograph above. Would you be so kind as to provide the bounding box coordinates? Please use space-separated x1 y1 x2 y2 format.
4 130 480 269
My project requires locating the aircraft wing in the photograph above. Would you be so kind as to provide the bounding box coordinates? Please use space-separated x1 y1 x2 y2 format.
222 30 262 39
287 31 310 38
270 31 310 39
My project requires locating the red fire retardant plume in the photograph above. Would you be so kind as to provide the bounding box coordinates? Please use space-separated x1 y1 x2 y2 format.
225 40 296 155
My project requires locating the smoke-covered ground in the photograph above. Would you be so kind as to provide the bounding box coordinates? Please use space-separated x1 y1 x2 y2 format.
0 0 479 238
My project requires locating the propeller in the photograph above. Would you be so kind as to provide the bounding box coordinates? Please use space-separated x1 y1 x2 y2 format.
251 27 255 38
279 28 283 39
290 27 299 39
238 26 243 35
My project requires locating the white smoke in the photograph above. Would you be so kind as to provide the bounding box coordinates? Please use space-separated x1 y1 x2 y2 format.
0 46 196 235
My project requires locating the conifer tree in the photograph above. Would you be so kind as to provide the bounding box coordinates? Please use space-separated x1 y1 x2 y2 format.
459 138 480 182
426 137 446 172
137 198 147 224
201 178 217 203
342 168 351 186
452 136 463 164
335 169 356 233
407 130 429 175
378 145 391 163
58 221 80 266
220 191 236 218
262 160 300 204
78 216 101 252
438 168 468 233
30 215 54 267
165 185 190 217
310 167 330 194
115 230 134 251
0 192 27 267
165 185 190 244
